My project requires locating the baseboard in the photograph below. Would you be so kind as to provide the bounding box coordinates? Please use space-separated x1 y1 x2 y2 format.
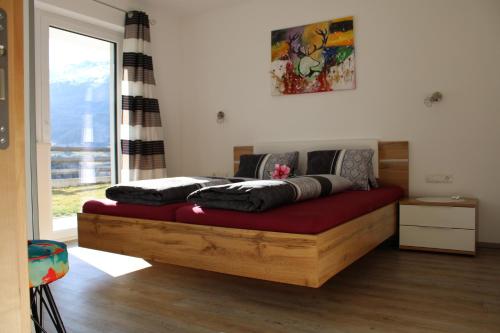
478 242 500 249
380 235 398 248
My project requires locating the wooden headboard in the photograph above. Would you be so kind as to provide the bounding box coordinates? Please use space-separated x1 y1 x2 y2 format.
233 141 409 196
377 141 409 196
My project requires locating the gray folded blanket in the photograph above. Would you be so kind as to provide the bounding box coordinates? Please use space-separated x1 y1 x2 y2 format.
187 175 352 212
106 176 245 205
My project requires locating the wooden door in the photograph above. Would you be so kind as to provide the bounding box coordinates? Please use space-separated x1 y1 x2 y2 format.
0 0 30 332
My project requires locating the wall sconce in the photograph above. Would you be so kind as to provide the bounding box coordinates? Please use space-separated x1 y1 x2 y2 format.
424 92 443 107
216 111 225 123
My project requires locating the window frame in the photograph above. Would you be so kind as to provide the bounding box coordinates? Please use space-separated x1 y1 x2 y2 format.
34 8 123 241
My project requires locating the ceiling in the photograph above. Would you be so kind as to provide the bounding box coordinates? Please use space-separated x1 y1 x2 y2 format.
142 0 246 16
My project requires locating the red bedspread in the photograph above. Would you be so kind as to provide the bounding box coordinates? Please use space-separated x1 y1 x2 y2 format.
175 187 403 234
82 199 188 221
82 187 403 234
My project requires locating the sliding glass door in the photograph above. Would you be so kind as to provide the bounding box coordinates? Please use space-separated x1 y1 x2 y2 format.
49 27 116 233
36 10 121 240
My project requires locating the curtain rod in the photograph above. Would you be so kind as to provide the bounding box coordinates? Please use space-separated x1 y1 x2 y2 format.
92 0 129 14
90 0 156 23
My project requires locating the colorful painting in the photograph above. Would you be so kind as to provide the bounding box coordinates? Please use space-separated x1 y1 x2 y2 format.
271 16 355 95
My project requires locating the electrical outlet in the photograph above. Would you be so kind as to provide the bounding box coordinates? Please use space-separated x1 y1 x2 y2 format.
425 174 454 184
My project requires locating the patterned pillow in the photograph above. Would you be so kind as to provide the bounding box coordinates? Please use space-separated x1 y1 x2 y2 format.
235 152 299 179
306 149 376 190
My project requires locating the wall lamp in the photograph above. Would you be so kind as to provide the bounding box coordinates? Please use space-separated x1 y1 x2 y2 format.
216 111 226 123
424 92 443 107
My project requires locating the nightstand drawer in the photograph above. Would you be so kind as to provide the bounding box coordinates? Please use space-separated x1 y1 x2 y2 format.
400 226 475 252
400 205 475 230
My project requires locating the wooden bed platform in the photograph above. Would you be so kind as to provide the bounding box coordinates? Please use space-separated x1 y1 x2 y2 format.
78 141 408 288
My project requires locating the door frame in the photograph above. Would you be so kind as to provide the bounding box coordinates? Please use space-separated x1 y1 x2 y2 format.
0 0 31 331
34 8 122 241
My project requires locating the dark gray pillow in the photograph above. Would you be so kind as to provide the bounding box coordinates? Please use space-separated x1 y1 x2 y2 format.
306 149 375 190
235 152 299 179
368 159 379 188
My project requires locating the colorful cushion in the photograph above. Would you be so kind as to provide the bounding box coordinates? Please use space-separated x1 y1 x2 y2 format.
306 149 376 190
28 240 69 288
235 152 299 179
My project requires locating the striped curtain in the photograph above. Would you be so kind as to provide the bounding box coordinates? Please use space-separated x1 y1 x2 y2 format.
121 11 167 181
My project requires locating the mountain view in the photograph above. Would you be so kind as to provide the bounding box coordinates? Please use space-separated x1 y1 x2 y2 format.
49 27 114 148
50 76 111 148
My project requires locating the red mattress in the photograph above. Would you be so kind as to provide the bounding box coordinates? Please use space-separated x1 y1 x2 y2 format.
82 187 403 234
82 199 188 221
175 187 404 234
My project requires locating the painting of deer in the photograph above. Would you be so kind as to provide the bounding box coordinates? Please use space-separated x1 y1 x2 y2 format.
271 16 355 95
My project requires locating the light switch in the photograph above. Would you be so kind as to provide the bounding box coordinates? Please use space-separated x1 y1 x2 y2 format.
426 174 454 184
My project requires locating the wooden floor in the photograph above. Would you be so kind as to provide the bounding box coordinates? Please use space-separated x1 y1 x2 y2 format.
49 245 500 333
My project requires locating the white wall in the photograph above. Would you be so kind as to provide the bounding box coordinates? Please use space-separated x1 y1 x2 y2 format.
35 0 183 176
178 0 500 243
141 2 183 177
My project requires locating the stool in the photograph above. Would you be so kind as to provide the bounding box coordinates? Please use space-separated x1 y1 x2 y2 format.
28 240 69 333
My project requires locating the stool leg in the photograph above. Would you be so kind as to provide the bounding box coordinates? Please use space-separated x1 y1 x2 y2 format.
30 287 48 333
39 288 43 331
39 288 59 330
41 284 67 333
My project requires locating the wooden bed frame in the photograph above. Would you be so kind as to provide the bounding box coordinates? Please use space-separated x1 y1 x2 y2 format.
78 141 409 288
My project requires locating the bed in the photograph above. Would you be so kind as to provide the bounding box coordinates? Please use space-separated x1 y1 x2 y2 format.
78 140 409 288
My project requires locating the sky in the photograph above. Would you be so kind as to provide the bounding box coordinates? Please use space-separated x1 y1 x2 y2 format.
49 27 114 85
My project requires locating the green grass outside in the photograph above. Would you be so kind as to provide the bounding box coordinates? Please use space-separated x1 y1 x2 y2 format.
52 183 109 218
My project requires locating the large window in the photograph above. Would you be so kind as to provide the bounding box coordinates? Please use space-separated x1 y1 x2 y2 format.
36 10 121 241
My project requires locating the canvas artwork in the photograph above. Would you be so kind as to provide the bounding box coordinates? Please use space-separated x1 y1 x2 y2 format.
271 16 355 96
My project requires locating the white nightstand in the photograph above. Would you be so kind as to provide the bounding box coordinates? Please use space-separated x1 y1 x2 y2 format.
399 197 478 255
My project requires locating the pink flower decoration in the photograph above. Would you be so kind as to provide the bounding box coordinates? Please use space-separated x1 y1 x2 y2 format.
271 164 291 179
